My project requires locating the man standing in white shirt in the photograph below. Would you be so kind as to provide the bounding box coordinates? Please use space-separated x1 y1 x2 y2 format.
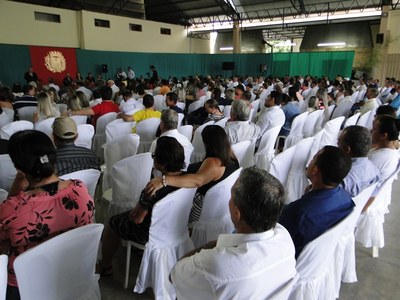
256 90 285 136
127 66 135 85
171 168 297 300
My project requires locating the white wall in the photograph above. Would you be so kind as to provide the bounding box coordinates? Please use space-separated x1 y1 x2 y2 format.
387 9 400 54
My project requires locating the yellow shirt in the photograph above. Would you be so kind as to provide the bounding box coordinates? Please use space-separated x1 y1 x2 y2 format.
132 108 161 133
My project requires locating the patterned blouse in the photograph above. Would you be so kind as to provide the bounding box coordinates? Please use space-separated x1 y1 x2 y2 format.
0 179 94 287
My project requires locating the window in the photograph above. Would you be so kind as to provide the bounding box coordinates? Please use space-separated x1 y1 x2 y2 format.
129 23 142 32
94 19 110 28
34 12 61 23
160 27 171 35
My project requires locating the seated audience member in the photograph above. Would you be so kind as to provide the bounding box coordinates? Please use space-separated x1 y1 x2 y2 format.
159 79 171 96
374 104 397 119
234 84 245 100
165 92 184 114
369 115 400 181
338 125 380 197
13 84 37 119
0 86 14 110
359 88 379 116
280 92 300 136
150 109 193 169
119 89 144 115
119 94 161 132
52 117 99 176
67 94 83 111
65 86 119 127
204 99 224 123
330 88 354 120
171 168 297 300
76 90 90 108
279 146 354 258
99 137 186 276
75 80 93 102
107 80 120 99
306 96 318 113
0 130 94 299
146 125 239 224
33 91 60 123
225 100 260 144
256 90 285 136
213 88 229 106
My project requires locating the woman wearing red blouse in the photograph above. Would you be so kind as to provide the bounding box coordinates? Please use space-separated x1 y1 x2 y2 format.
0 130 94 300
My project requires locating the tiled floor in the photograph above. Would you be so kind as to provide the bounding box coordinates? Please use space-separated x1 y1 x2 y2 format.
98 178 400 299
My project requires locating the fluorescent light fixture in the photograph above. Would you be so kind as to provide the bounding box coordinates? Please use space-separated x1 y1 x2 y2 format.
210 31 218 54
220 46 233 51
188 8 381 33
317 42 346 47
275 42 297 47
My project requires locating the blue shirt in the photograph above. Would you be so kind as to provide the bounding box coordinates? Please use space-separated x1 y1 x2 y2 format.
279 186 354 258
280 102 300 136
389 94 400 109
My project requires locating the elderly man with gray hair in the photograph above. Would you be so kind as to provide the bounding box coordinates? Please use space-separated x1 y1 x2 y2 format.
224 100 260 144
149 109 193 169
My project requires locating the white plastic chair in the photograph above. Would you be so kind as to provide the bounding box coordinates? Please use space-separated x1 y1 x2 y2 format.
320 116 345 148
269 145 297 189
70 115 88 125
0 154 17 192
190 121 213 163
305 129 325 167
188 100 203 114
302 110 324 138
250 99 260 123
101 134 140 192
14 224 103 300
289 210 355 300
177 113 184 127
0 255 7 300
34 117 56 138
254 126 281 171
92 112 118 162
59 169 101 199
0 108 14 129
331 101 353 121
177 125 193 142
344 112 360 128
105 153 153 217
75 124 95 149
356 110 372 128
0 120 33 140
125 188 197 299
351 91 360 102
231 140 251 167
17 106 36 122
0 188 8 203
355 161 400 257
223 105 231 118
191 168 242 248
214 117 229 128
136 118 161 153
176 102 185 111
284 137 315 204
153 94 167 111
283 111 308 150
105 119 135 143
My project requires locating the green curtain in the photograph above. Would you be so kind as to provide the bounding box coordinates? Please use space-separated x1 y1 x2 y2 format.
0 44 31 87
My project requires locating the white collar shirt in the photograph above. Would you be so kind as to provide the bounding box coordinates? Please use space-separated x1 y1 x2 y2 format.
256 105 285 136
171 224 297 300
360 98 378 116
225 120 260 144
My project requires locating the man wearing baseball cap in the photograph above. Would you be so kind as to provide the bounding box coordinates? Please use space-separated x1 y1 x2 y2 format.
52 117 99 176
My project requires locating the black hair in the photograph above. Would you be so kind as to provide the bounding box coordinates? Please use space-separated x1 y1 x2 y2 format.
143 94 155 108
166 92 178 104
376 115 400 141
100 86 113 100
154 136 185 172
8 130 56 182
202 125 236 166
270 90 282 105
376 105 396 118
232 168 285 232
340 125 372 157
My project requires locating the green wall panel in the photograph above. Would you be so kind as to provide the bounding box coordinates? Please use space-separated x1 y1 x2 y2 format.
0 44 31 87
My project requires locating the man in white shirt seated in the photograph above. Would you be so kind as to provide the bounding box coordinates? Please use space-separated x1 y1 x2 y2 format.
171 168 297 300
359 88 379 116
119 90 144 115
256 90 285 136
149 109 193 169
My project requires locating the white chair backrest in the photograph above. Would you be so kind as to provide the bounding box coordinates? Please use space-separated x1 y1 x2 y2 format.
153 94 167 111
250 99 260 123
14 224 103 300
95 112 118 134
176 102 185 111
191 168 242 248
302 109 324 138
320 116 345 148
283 111 308 150
331 101 353 120
231 140 251 167
190 121 213 163
0 188 8 203
344 112 360 128
284 137 315 204
0 120 33 140
198 95 207 104
188 100 203 114
134 187 197 298
0 154 17 192
92 112 118 161
0 108 14 129
0 255 7 300
269 146 297 187
105 119 135 143
34 117 56 138
18 106 36 122
350 183 379 228
214 117 229 128
108 153 153 216
351 91 360 102
223 105 231 118
70 115 87 125
365 106 377 130
136 118 161 153
356 110 372 128
306 128 325 167
177 125 193 142
75 124 95 149
177 113 184 127
254 126 281 170
59 169 101 199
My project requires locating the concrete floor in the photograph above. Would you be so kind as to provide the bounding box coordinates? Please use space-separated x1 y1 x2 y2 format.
97 178 400 300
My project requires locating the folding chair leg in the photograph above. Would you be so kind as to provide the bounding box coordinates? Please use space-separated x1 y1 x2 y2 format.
372 246 379 258
124 242 132 289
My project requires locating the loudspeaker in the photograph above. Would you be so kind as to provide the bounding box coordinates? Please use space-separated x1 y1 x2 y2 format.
376 33 384 44
101 64 108 73
222 62 235 71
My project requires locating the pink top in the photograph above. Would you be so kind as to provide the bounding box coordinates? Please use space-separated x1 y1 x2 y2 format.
0 180 94 286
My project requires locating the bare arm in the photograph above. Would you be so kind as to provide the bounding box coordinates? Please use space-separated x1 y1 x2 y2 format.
129 204 148 224
119 114 135 122
62 108 95 116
